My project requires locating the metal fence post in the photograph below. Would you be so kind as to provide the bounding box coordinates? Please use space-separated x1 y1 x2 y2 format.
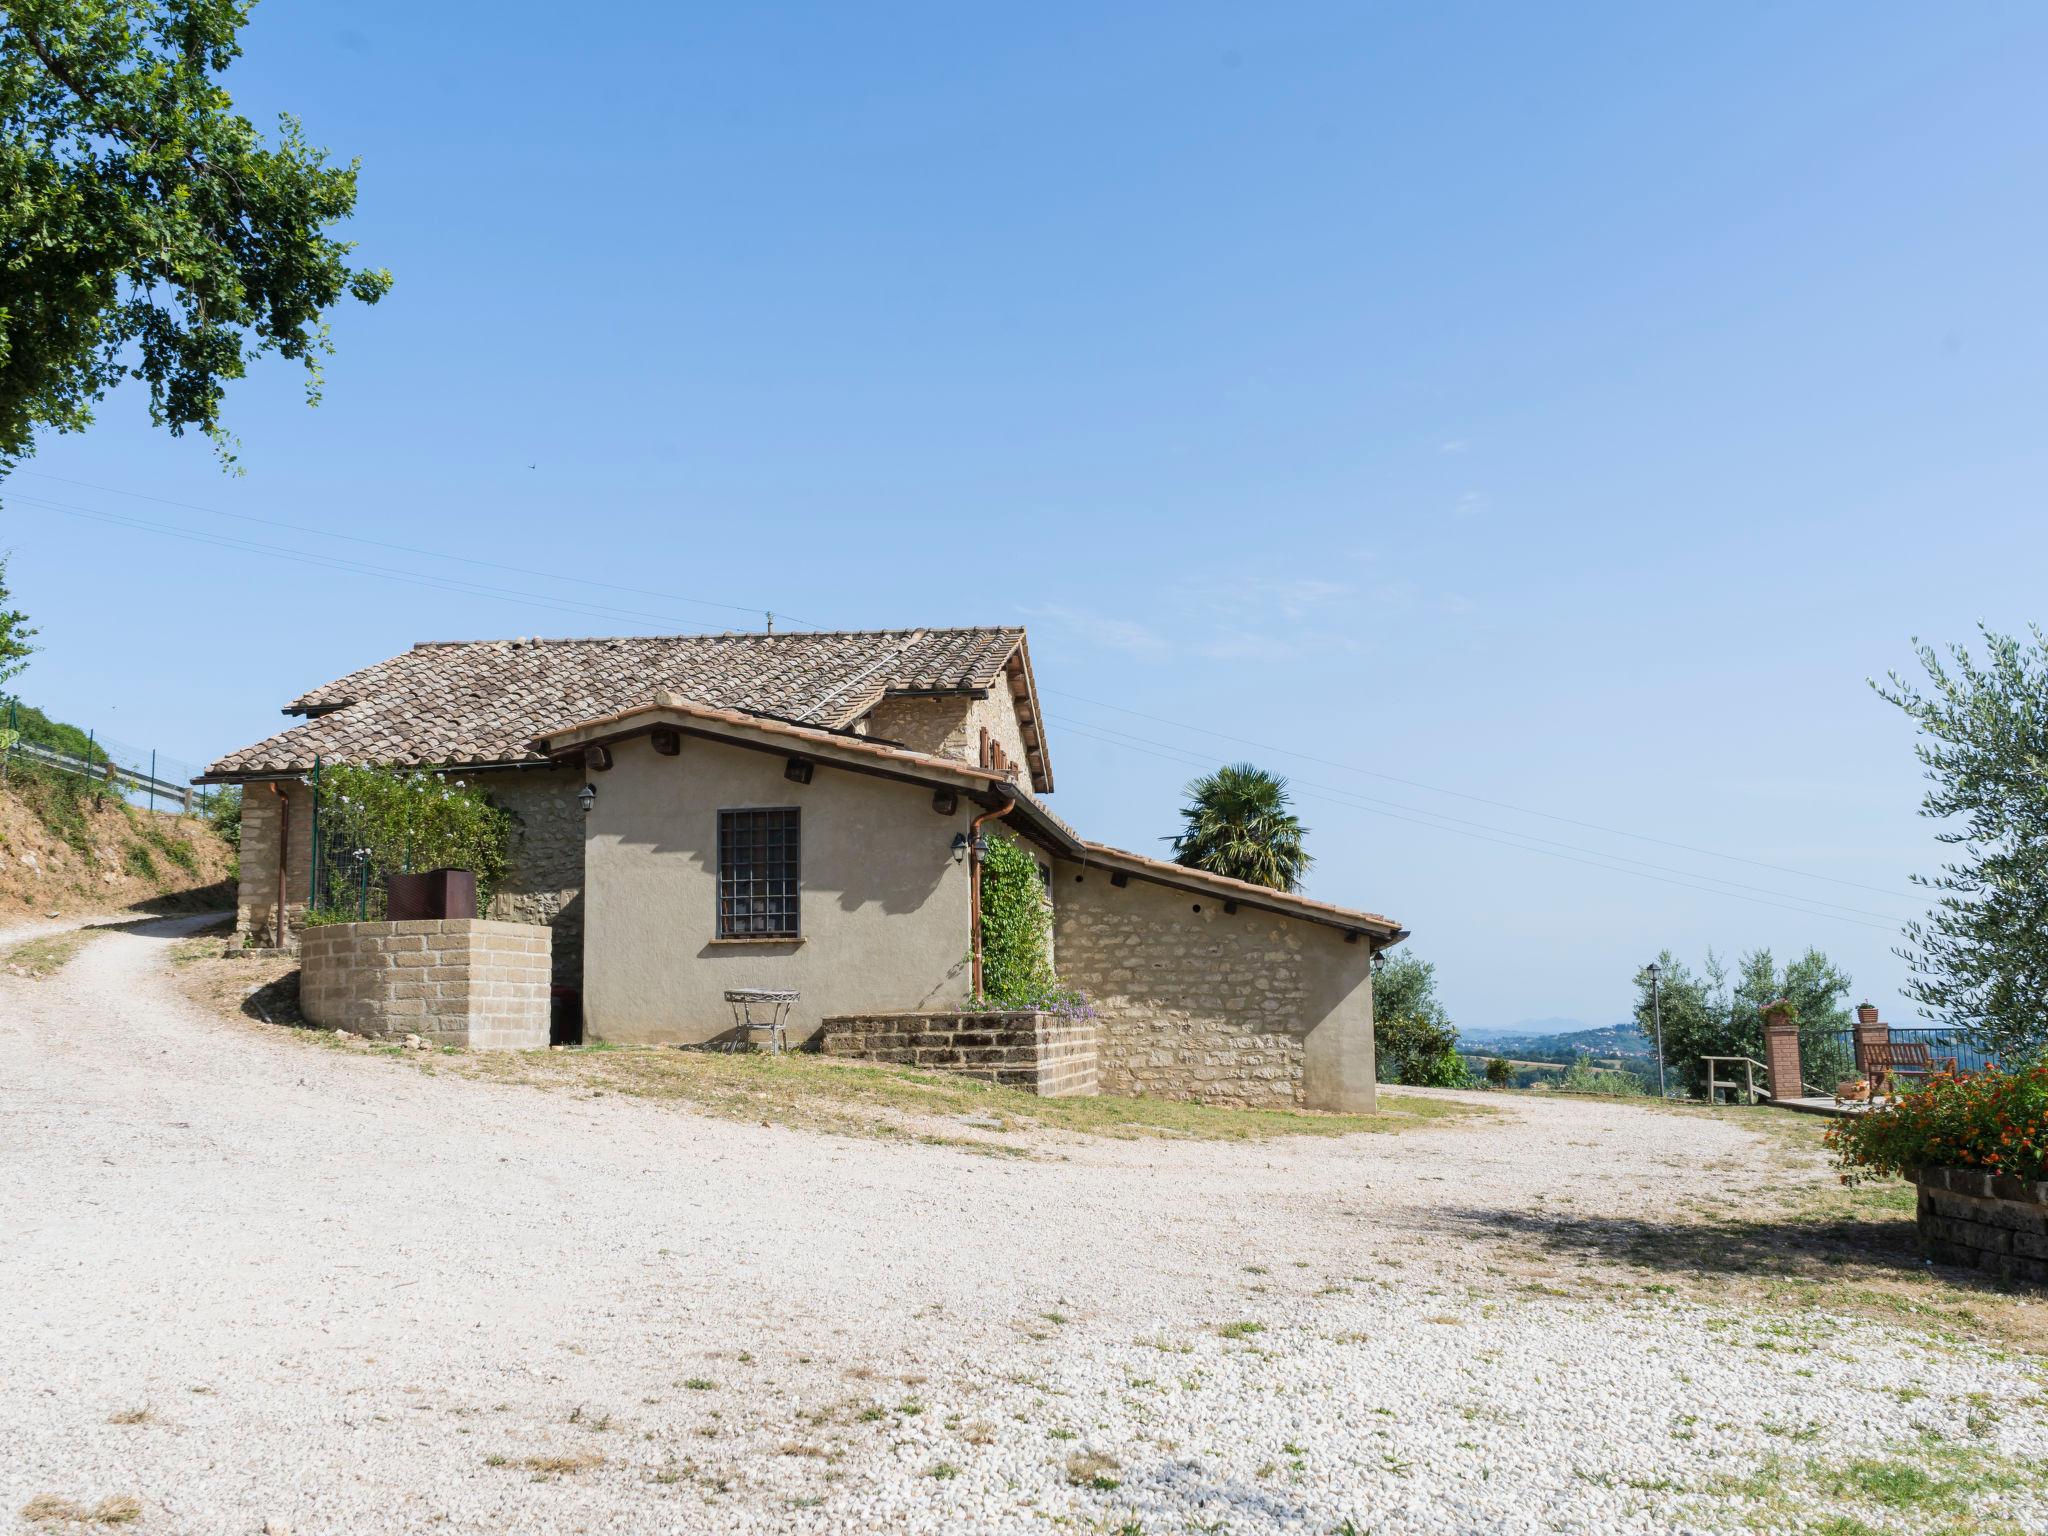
148 749 157 814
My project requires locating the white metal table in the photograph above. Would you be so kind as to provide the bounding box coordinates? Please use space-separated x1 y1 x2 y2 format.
722 988 799 1053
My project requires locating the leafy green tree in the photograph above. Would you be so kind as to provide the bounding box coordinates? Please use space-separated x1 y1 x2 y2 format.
1874 626 2048 1066
1484 1056 1513 1087
1169 762 1311 892
1633 946 1853 1096
1371 949 1472 1087
1 0 392 469
0 554 34 686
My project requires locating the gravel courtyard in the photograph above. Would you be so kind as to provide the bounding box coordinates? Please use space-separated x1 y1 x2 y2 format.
4 918 2044 1535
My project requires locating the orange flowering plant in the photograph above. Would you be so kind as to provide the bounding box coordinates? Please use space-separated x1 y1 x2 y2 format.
1824 1062 2048 1186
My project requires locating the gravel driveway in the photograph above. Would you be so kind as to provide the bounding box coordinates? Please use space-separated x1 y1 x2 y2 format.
4 920 2043 1535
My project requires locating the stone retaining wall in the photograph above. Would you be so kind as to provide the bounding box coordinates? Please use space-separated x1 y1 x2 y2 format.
819 1011 1099 1098
1908 1166 2048 1286
299 919 551 1050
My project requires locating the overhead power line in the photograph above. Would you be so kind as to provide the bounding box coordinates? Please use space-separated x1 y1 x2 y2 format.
1046 686 1916 901
1051 716 1903 934
12 468 824 630
15 491 820 636
1048 713 1917 924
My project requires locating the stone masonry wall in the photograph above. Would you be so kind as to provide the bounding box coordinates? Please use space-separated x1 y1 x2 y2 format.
235 781 314 948
820 1011 1099 1098
1909 1167 2048 1286
299 918 551 1049
860 690 1033 784
1053 865 1352 1109
479 764 586 989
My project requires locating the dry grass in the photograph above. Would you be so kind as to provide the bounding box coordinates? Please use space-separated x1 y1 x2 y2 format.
170 952 1488 1146
3 928 102 978
1459 1103 2048 1356
517 1450 605 1475
20 1493 142 1526
394 1038 1483 1146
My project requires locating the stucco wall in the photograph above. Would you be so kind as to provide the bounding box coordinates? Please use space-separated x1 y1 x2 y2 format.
1051 862 1379 1111
581 733 977 1045
480 764 587 988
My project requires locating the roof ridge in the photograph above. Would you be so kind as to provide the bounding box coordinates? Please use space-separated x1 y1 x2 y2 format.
407 625 1022 650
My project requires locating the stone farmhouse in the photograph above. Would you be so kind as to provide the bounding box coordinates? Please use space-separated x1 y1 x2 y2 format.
202 628 1406 1111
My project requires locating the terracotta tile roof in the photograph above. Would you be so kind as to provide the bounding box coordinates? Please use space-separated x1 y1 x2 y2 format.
204 628 1036 781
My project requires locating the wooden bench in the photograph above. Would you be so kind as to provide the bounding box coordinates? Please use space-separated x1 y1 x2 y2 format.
1863 1041 1959 1095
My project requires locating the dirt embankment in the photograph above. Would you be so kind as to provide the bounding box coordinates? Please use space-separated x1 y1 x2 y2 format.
0 772 234 919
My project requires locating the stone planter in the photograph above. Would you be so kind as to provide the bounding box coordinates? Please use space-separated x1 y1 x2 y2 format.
299 918 551 1050
1906 1166 2048 1286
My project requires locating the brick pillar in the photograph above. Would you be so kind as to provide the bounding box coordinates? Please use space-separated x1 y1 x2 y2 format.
1853 1002 1888 1076
1762 999 1802 1102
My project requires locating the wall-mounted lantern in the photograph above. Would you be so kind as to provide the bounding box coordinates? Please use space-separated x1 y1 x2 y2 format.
950 831 969 864
577 783 597 815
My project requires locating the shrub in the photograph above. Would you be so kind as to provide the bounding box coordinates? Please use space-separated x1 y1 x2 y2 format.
966 832 1097 1023
1559 1057 1648 1096
202 784 242 851
1484 1056 1513 1087
311 764 512 921
1400 1047 1474 1089
977 831 1054 1004
1825 1063 2048 1185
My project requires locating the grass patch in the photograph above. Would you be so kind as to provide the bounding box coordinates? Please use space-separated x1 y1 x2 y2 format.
120 844 158 882
20 1494 142 1526
516 1451 604 1475
379 1040 1488 1146
4 928 100 977
1064 1451 1121 1490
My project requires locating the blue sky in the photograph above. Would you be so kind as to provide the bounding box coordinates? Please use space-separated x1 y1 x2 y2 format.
7 3 2046 1029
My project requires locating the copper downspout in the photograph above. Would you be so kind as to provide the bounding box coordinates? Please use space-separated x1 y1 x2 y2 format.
967 797 1015 998
271 783 292 949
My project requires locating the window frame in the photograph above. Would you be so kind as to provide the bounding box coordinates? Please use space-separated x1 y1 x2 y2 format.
715 806 802 940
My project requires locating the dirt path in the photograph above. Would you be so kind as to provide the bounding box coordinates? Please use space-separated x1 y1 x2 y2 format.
3 923 2043 1535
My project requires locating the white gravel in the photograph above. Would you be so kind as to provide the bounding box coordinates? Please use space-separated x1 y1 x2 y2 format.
3 918 2044 1535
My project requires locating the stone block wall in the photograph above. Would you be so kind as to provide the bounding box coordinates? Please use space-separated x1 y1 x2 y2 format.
479 764 587 988
819 1011 1100 1098
1054 868 1307 1108
1909 1167 2048 1286
299 919 551 1049
235 781 314 947
858 690 1033 785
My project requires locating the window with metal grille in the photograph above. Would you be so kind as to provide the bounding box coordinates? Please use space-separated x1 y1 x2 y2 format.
717 807 801 938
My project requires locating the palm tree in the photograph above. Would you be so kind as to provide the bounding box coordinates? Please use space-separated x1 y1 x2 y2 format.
1169 763 1311 892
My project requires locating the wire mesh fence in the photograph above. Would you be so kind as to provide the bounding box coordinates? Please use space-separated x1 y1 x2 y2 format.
0 693 228 819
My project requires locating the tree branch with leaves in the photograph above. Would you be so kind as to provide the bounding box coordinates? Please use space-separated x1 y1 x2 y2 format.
0 0 392 470
1874 625 2048 1066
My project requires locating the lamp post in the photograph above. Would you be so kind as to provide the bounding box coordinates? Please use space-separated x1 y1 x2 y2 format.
1646 961 1668 1098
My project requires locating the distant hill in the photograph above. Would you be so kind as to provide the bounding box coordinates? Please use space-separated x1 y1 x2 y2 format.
1459 1017 1588 1043
1459 1020 1653 1061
